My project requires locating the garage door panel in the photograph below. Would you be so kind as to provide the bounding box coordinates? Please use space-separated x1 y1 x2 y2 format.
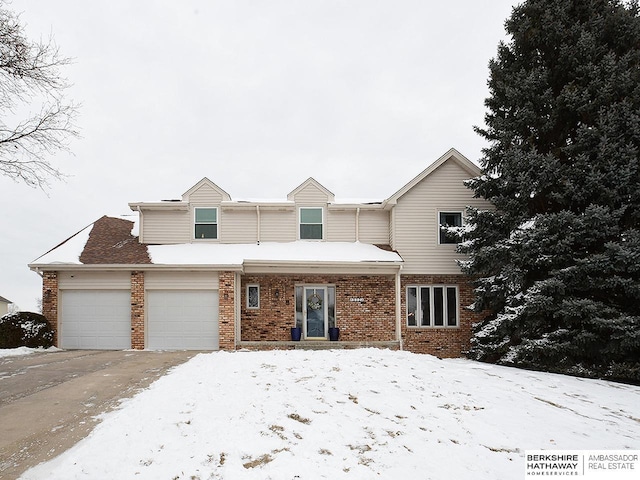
147 290 219 350
61 290 130 350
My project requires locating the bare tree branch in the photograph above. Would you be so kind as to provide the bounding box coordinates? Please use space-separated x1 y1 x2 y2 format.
0 1 79 188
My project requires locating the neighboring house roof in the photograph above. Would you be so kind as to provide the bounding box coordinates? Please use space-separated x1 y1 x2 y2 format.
0 296 11 304
29 215 402 271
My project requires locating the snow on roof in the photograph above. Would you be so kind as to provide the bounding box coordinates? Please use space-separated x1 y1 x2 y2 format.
148 241 402 266
31 224 93 265
30 213 401 267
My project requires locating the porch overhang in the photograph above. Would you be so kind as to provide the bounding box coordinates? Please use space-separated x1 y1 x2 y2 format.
242 260 402 275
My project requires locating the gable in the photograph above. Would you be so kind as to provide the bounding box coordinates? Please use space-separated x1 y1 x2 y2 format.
384 148 480 207
182 178 231 204
287 178 335 203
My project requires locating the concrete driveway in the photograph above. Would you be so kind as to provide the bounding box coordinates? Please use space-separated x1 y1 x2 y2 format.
0 349 197 479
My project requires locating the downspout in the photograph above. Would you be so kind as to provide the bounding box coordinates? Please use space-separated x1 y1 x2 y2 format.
256 205 261 243
136 206 144 244
396 265 403 350
355 207 360 242
235 271 241 349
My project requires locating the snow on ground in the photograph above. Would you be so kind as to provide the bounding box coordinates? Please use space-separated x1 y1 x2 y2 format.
0 347 60 358
20 349 640 480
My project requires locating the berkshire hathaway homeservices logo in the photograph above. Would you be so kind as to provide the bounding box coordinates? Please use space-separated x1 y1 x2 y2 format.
525 450 639 478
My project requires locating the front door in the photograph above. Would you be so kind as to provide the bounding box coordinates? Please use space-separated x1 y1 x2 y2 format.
304 287 327 339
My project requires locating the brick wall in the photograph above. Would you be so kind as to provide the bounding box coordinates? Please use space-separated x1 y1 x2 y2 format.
131 271 145 349
42 271 59 346
240 274 396 342
400 274 480 358
218 271 236 350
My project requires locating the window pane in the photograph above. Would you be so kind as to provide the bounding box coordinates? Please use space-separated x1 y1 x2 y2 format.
447 287 457 326
407 287 417 326
328 286 336 328
195 224 217 239
439 212 462 244
420 287 431 326
196 208 217 223
433 287 444 326
295 286 303 328
247 285 259 309
300 208 322 224
300 224 322 239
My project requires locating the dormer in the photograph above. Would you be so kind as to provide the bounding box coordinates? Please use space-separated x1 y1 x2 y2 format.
287 178 335 203
182 177 232 204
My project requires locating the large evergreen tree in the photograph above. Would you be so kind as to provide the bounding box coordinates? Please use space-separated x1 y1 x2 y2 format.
461 0 640 382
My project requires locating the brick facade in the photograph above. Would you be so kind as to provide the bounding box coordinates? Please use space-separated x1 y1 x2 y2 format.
38 269 480 357
400 274 481 358
42 271 59 346
131 271 145 349
218 271 236 350
240 274 396 342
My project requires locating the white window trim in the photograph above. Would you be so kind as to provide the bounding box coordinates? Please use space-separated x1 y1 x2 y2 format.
246 284 260 309
437 210 463 245
406 285 459 328
194 207 219 241
298 207 324 241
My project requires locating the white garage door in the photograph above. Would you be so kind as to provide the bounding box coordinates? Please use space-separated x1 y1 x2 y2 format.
147 290 219 350
60 290 131 349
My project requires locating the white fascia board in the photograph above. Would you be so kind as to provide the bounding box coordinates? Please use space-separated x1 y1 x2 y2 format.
128 202 189 211
220 201 295 211
29 263 244 272
242 261 402 275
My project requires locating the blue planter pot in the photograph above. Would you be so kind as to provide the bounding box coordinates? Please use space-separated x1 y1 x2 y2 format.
329 327 340 341
291 327 302 341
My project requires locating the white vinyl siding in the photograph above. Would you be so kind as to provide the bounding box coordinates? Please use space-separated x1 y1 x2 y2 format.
139 210 190 244
260 209 296 242
291 183 331 203
58 271 131 289
393 161 491 274
144 271 219 289
326 210 356 241
188 182 226 205
358 210 390 244
221 208 258 243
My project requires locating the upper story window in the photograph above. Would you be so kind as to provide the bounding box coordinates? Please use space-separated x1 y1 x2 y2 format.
194 207 218 239
299 207 323 240
439 211 462 244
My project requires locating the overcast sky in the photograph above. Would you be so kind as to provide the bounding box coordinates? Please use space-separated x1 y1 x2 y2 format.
1 0 519 311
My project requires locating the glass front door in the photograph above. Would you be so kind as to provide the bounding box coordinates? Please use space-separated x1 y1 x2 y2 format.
304 287 327 339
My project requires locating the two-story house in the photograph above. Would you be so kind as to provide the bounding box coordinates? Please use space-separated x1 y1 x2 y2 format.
29 148 492 357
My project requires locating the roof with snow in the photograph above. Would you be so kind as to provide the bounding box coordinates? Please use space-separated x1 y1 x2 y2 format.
0 296 11 304
29 216 403 271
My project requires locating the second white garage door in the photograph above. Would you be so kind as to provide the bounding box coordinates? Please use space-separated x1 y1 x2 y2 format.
147 290 219 350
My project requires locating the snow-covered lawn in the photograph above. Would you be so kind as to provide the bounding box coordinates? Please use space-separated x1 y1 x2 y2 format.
20 349 640 480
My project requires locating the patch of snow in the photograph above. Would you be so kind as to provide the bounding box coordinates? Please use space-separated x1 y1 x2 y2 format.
148 241 402 266
29 225 92 265
19 349 640 480
0 346 61 358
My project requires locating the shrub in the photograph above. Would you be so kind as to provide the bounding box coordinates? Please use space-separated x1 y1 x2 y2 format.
0 312 54 349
